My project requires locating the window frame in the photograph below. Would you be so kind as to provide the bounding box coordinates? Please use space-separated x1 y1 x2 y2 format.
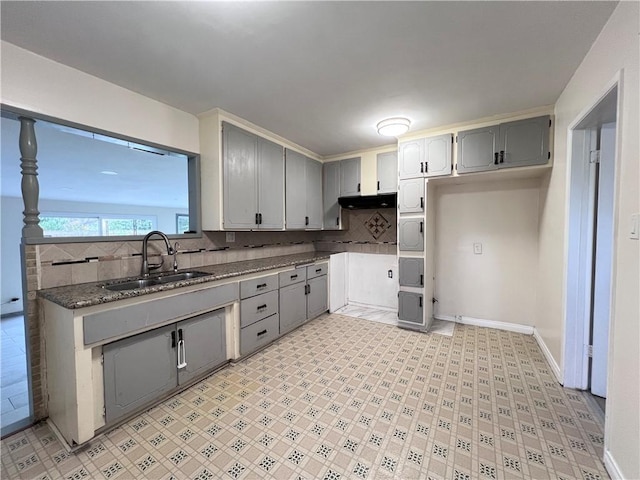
1 105 202 244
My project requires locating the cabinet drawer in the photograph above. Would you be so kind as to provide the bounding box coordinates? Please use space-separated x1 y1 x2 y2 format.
279 268 306 287
240 273 278 299
240 290 278 328
307 263 327 280
240 314 279 356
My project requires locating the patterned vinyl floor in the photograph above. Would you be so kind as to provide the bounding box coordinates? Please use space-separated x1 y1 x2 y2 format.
1 314 609 480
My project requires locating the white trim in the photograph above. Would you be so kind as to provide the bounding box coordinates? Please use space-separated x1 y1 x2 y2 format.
604 449 624 480
533 328 563 384
437 314 534 335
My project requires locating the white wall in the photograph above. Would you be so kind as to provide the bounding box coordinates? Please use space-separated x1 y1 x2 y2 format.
435 179 540 326
0 196 23 315
347 253 398 309
0 41 199 153
536 3 639 478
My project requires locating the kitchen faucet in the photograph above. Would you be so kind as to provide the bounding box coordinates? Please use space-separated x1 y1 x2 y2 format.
141 231 174 277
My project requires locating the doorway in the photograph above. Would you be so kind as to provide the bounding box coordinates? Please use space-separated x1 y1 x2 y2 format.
563 83 618 409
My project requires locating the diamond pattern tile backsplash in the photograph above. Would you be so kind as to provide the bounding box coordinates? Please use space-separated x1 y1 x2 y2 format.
364 211 391 239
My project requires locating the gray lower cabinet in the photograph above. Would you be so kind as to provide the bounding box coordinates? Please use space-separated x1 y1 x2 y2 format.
398 178 424 213
103 309 226 424
398 291 423 326
399 258 424 287
457 115 550 174
103 324 177 424
240 314 280 356
398 218 424 251
307 275 328 319
323 161 341 230
340 157 361 196
279 282 307 334
177 310 226 385
377 151 398 193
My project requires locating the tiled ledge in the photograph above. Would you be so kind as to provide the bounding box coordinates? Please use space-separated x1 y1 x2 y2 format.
314 241 397 255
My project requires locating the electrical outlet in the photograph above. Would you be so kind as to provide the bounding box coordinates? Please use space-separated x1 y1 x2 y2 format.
226 232 235 243
473 243 482 254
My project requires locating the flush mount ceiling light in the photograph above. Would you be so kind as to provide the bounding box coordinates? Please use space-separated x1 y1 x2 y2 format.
376 117 411 137
100 170 118 175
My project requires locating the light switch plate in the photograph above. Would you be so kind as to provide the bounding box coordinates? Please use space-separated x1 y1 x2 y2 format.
473 243 482 254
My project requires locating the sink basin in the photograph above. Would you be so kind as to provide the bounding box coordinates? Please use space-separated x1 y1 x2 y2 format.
103 271 210 291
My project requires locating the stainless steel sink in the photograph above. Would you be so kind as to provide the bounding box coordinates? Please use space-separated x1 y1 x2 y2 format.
103 271 210 291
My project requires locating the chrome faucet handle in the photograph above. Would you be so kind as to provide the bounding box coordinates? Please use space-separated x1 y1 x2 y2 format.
173 242 180 272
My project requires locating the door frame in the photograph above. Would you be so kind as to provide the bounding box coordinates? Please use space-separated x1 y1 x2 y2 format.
562 72 621 391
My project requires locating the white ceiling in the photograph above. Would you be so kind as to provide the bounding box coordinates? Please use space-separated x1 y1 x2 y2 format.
0 1 617 156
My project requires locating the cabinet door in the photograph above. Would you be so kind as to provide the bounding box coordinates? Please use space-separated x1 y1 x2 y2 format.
307 275 328 319
285 149 307 229
398 218 424 251
457 126 499 174
306 158 323 229
398 291 423 326
398 178 424 213
339 157 361 196
257 137 285 229
500 115 550 168
279 282 307 334
323 161 341 230
377 151 398 193
398 139 424 179
424 134 453 177
399 258 424 287
177 309 226 385
223 123 258 229
103 324 177 423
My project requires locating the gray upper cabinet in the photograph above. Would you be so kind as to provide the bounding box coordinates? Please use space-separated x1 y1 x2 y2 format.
377 151 398 193
398 178 424 214
257 138 285 229
222 122 284 229
323 161 341 230
285 149 323 229
223 123 258 229
457 115 550 174
339 157 361 196
398 218 424 251
285 149 307 229
399 258 424 287
399 134 452 179
306 158 323 229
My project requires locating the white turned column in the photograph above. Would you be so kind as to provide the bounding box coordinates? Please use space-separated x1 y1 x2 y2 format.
19 116 43 238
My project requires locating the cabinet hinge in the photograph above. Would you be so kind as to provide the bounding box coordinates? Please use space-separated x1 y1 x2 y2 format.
586 344 593 358
101 354 104 365
455 135 458 143
102 406 106 417
589 150 601 164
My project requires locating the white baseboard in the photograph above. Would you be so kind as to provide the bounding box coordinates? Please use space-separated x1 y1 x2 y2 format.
604 449 625 480
532 327 563 384
436 314 534 335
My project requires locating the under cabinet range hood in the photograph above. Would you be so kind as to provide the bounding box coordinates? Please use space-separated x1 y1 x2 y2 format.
338 193 396 210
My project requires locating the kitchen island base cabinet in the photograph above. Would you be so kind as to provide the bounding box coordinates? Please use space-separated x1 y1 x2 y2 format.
103 309 226 424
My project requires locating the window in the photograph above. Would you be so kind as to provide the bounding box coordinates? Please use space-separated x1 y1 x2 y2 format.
176 214 190 234
0 112 200 242
40 214 157 237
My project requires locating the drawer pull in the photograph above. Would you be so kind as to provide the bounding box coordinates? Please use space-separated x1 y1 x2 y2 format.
256 283 267 289
257 304 267 311
290 274 298 279
257 329 268 337
315 268 322 273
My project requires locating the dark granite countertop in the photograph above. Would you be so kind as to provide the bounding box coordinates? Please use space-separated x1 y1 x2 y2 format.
38 252 332 310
